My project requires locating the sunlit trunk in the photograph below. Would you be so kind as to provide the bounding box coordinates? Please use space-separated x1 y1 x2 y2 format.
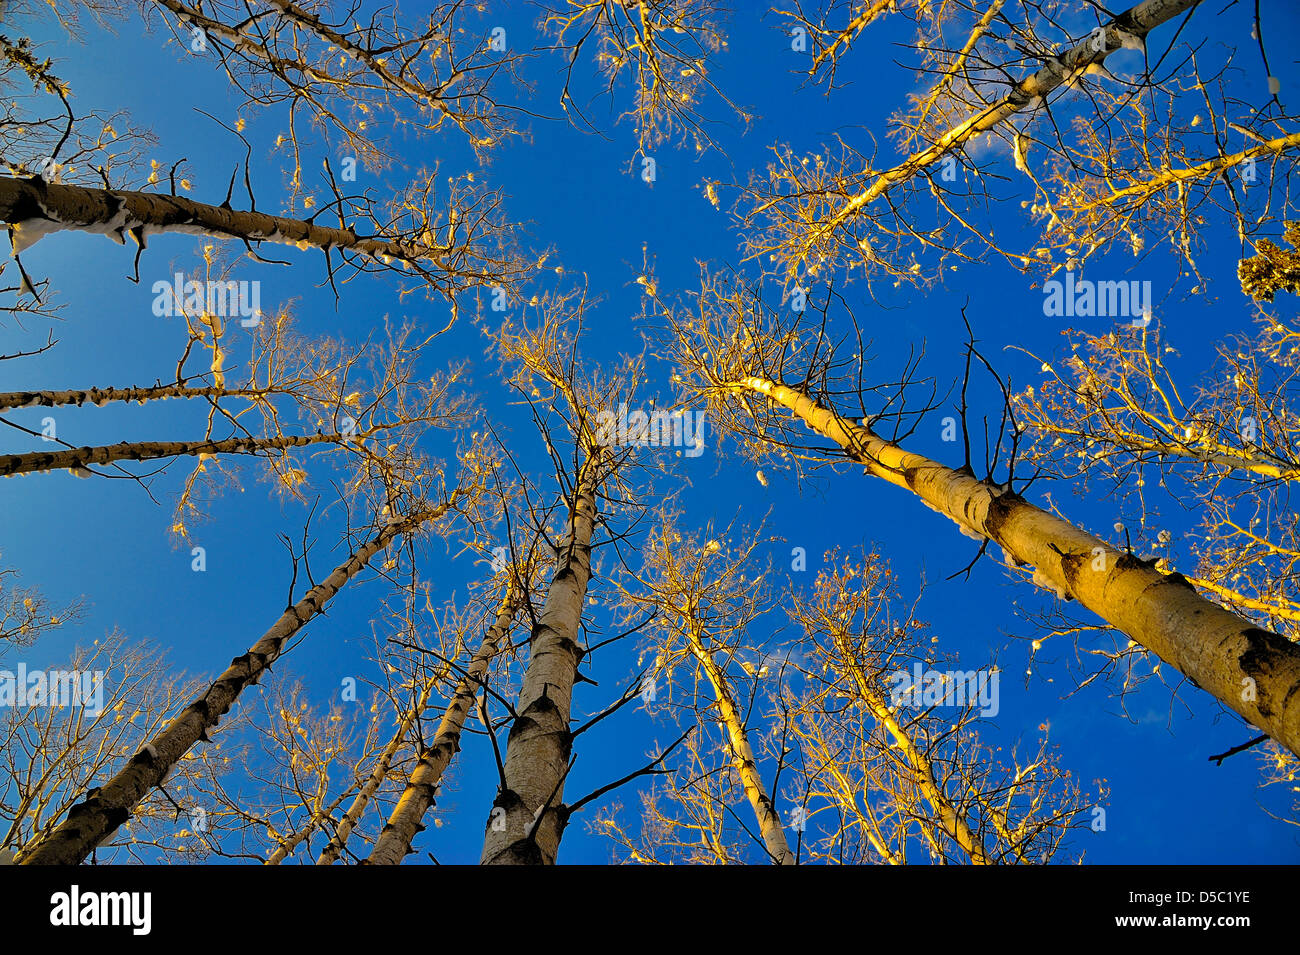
684 623 795 864
0 433 342 478
832 632 991 864
316 680 439 865
730 375 1300 757
0 176 445 263
830 0 1202 226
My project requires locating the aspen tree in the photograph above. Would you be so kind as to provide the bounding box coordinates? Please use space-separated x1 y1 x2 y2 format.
479 457 602 864
652 270 1300 756
0 175 524 302
741 0 1240 283
3 631 207 862
0 26 151 316
260 686 374 866
156 607 466 865
366 577 523 864
596 541 1091 864
314 681 439 865
0 302 470 568
800 565 993 866
4 2 524 319
20 490 471 864
0 431 369 478
785 552 1091 864
0 382 279 412
478 291 647 865
623 520 795 864
1011 267 1300 816
732 375 1300 757
1014 320 1300 634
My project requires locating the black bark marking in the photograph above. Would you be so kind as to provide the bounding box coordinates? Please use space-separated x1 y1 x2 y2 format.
506 714 540 743
983 489 1024 542
1159 571 1198 591
1059 550 1088 598
501 838 545 864
1115 553 1145 572
1239 627 1290 718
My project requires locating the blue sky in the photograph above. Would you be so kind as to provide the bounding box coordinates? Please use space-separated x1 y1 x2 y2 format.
3 1 1299 863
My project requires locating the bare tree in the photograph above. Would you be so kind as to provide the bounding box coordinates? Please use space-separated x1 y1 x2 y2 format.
1011 259 1300 811
477 301 616 865
18 475 478 864
618 516 795 864
3 630 208 863
541 0 750 154
784 550 1093 864
648 267 1300 756
595 540 1093 864
740 0 1298 289
138 0 526 169
363 579 519 864
1 171 526 307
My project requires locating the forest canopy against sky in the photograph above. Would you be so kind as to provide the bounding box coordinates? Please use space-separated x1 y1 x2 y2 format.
1 0 1299 866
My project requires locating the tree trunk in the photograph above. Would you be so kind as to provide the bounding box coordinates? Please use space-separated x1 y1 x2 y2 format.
728 375 1300 756
0 383 269 412
0 175 447 263
829 0 1202 227
684 623 795 864
0 432 343 478
366 583 520 865
480 464 600 865
19 498 460 865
